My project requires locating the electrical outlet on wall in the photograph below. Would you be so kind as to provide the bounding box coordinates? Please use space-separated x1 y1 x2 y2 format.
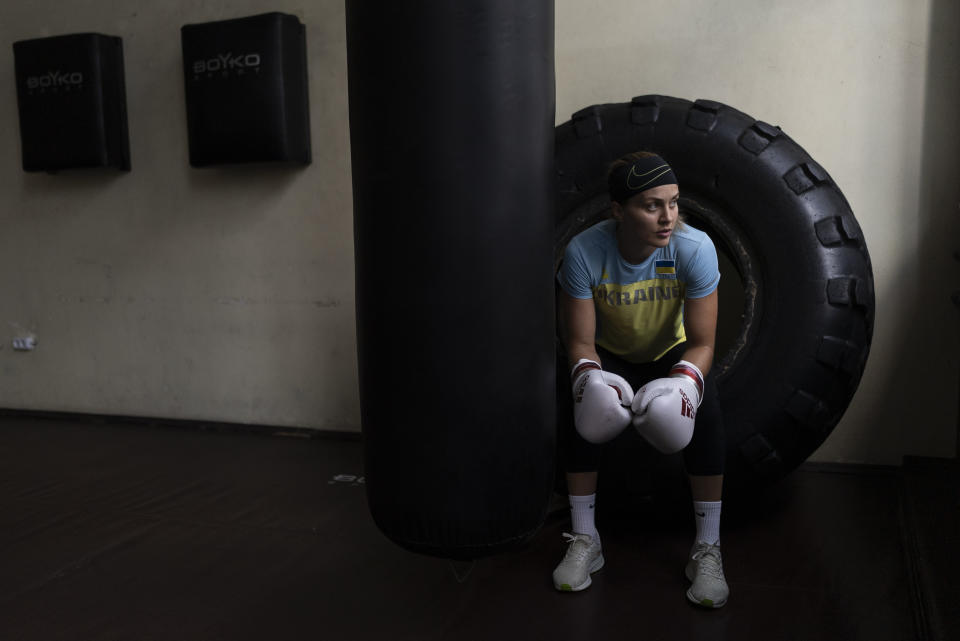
12 336 36 351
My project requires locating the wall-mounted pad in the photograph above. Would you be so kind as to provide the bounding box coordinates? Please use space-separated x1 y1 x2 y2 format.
181 12 311 167
13 33 130 172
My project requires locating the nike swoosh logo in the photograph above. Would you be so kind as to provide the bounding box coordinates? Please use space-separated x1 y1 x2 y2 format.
696 512 706 517
626 164 672 191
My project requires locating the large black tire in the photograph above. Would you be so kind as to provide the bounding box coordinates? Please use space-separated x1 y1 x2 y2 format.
555 95 875 495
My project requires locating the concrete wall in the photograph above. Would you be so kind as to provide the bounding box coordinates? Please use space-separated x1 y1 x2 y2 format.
1 0 957 464
0 0 357 430
555 0 960 463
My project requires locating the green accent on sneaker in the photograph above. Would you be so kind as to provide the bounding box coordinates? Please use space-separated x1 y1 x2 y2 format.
553 533 603 592
685 541 729 608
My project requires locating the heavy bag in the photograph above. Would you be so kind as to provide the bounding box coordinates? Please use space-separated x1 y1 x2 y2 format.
345 2 557 559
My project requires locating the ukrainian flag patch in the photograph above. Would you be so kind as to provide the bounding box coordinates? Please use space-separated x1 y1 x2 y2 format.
655 259 677 278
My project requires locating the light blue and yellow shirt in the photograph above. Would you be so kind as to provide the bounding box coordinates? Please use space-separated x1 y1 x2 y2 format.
558 219 720 364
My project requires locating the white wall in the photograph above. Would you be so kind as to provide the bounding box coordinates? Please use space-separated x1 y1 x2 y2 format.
0 0 358 430
0 1 957 464
556 0 960 463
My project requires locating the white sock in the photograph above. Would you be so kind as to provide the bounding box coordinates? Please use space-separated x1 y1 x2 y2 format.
693 500 722 545
569 493 599 544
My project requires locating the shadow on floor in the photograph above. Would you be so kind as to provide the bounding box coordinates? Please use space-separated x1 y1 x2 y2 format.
0 416 930 641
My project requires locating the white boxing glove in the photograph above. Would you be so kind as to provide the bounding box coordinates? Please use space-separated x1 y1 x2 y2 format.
631 360 704 454
571 359 635 444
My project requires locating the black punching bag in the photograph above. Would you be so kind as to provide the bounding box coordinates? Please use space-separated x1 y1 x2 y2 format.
346 2 556 560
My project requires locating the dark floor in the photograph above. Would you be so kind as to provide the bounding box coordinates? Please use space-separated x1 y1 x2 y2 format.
0 415 944 641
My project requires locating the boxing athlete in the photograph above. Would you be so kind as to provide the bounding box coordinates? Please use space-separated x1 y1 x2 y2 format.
553 151 729 608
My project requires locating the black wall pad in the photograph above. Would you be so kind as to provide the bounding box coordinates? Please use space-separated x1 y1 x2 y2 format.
181 12 311 167
13 33 130 172
346 1 556 560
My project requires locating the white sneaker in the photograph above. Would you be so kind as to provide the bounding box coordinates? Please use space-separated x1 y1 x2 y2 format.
552 533 604 591
685 542 729 608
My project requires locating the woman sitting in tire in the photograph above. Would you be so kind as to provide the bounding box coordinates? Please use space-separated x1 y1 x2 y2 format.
554 151 729 608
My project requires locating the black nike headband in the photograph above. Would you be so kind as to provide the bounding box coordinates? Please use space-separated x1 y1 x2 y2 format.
608 155 678 204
